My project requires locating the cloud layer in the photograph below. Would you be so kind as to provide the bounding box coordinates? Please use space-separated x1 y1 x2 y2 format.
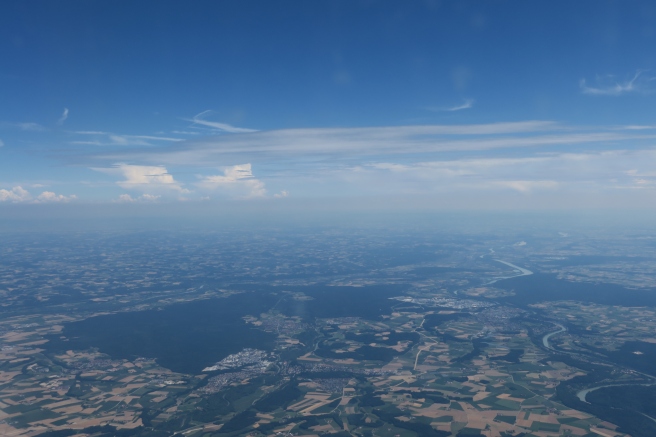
0 186 77 203
4 109 656 208
94 122 656 178
75 118 656 207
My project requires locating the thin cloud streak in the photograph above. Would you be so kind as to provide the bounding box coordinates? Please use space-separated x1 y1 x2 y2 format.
617 125 656 130
71 131 183 146
425 99 475 112
0 121 46 131
447 99 475 111
187 110 258 133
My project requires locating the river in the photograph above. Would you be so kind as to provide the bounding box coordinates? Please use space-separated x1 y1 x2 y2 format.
542 323 566 349
486 259 533 284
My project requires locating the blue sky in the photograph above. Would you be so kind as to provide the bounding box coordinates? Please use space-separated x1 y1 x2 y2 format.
1 0 656 211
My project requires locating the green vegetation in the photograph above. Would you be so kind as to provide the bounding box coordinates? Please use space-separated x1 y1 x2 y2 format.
253 382 303 412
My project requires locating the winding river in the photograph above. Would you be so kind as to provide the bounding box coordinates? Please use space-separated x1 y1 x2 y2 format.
491 260 656 427
575 383 645 403
486 259 534 285
542 323 566 349
541 322 656 421
540 322 655 405
575 384 656 424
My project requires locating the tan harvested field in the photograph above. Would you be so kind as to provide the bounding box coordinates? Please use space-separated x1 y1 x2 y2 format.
561 409 594 419
2 332 33 342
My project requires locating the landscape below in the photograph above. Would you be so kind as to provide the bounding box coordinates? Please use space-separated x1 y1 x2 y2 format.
1 228 656 437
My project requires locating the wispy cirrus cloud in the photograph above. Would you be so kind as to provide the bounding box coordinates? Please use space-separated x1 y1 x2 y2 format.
580 70 656 96
72 131 183 146
97 121 656 168
617 125 656 130
425 98 475 112
0 121 46 131
57 108 69 125
186 110 258 133
447 99 474 111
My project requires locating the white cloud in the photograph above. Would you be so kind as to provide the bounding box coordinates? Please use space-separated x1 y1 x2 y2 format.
580 70 655 96
116 194 135 203
35 191 77 203
0 139 4 147
73 119 656 207
198 163 266 197
57 108 69 125
0 186 32 202
114 193 161 203
187 110 257 133
94 164 188 193
0 186 76 203
493 180 559 193
141 193 161 201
